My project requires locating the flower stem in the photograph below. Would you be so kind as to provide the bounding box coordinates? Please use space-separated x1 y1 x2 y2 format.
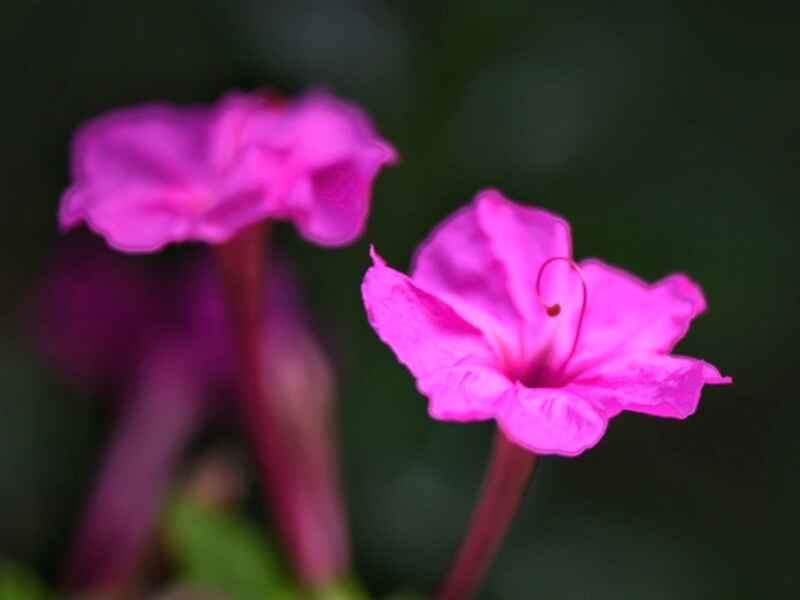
435 430 538 600
214 221 278 499
215 222 349 587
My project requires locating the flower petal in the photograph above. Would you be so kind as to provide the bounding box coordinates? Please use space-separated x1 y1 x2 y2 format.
411 189 574 371
70 104 213 189
569 353 732 419
60 103 224 251
253 91 398 246
419 364 513 422
292 159 374 246
568 259 709 373
262 91 397 167
497 384 608 456
362 248 497 381
472 189 573 324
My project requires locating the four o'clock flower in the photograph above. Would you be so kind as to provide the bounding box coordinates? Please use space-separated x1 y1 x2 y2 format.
35 234 163 384
38 239 350 595
55 80 729 599
35 239 208 595
361 189 731 599
57 88 394 591
59 89 397 251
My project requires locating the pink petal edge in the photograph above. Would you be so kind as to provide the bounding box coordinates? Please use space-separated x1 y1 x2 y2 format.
496 385 608 457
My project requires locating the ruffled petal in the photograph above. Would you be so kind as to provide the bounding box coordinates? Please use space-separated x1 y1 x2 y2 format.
70 104 213 189
568 353 732 419
292 159 375 246
362 248 498 382
261 91 397 167
497 384 608 456
419 364 512 422
251 91 398 246
472 189 573 324
411 189 574 373
60 102 230 251
568 259 709 373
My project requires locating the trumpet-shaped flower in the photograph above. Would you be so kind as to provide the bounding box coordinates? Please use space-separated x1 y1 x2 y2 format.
35 234 164 382
362 189 731 456
37 239 346 590
59 90 397 252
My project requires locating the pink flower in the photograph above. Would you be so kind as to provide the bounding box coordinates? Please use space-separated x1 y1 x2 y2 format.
34 234 165 382
37 239 350 591
63 341 204 593
59 90 397 252
362 189 731 457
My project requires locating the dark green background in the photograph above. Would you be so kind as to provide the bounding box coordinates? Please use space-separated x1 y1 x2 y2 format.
1 1 797 598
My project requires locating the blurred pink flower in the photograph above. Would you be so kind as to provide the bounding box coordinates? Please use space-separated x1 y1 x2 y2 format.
38 241 347 591
35 234 164 382
34 241 210 592
59 90 397 252
362 189 731 457
64 340 204 593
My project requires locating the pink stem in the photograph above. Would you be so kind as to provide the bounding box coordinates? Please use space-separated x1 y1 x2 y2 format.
64 344 205 595
214 223 348 587
264 327 351 584
436 430 538 600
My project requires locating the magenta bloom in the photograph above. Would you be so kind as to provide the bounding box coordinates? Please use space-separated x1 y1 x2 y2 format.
37 241 349 591
35 234 164 382
362 189 731 456
59 90 397 252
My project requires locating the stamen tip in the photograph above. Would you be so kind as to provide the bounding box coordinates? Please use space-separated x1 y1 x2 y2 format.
546 304 561 317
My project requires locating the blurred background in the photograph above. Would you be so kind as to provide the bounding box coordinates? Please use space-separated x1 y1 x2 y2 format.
1 1 797 598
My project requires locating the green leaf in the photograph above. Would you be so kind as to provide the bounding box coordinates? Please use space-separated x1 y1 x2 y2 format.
0 563 53 600
311 577 371 600
165 498 298 600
